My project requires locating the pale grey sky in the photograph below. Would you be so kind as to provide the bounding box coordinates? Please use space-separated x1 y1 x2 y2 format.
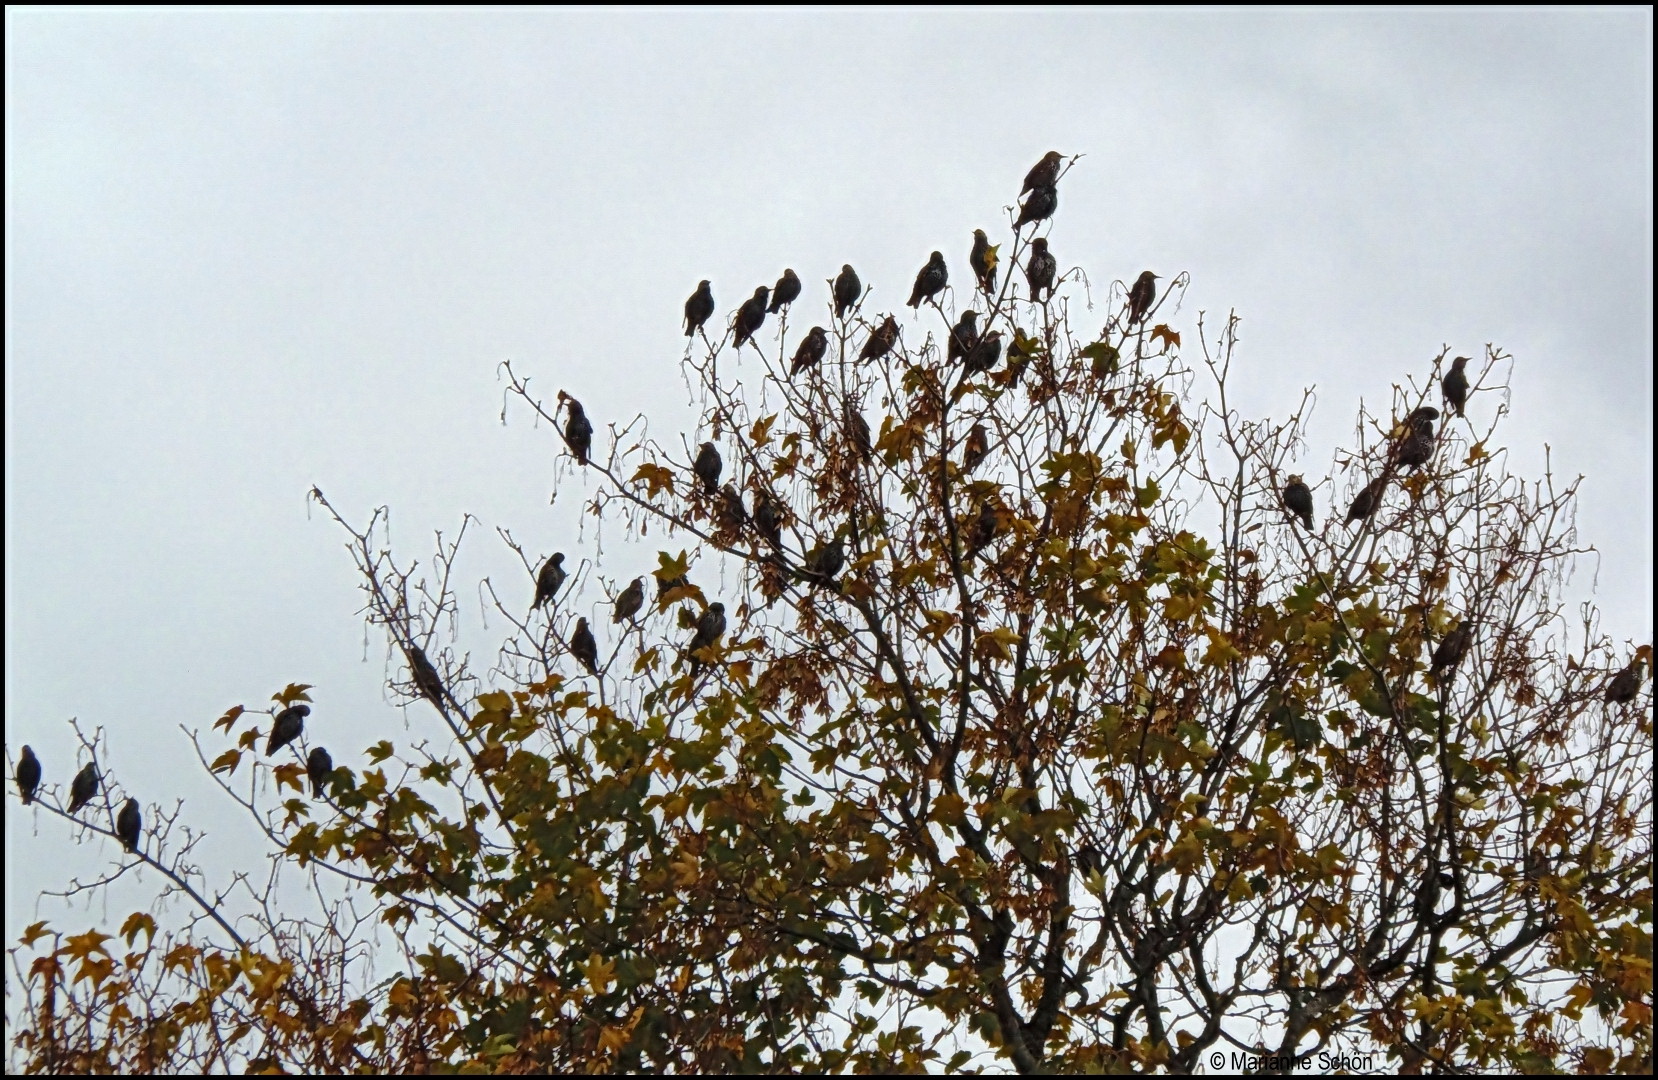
5 8 1651 952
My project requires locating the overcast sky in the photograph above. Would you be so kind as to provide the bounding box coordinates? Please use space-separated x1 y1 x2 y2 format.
5 8 1651 954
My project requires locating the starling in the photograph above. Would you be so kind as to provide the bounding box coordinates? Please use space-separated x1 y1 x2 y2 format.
1393 409 1439 471
613 577 645 624
1022 150 1063 195
688 601 727 669
947 310 980 365
833 264 861 319
68 762 99 813
1128 271 1159 326
964 330 1004 375
1431 620 1473 679
570 617 599 675
717 482 748 532
789 326 828 377
16 746 41 806
684 280 715 338
267 704 309 756
908 251 948 309
656 572 691 599
1015 184 1057 230
307 746 334 798
407 646 445 705
1605 656 1644 704
768 269 801 314
965 501 1001 560
1025 237 1057 302
962 424 989 473
1075 843 1102 877
1346 476 1387 524
1405 406 1440 431
1442 356 1470 418
753 489 784 548
969 229 997 294
859 315 899 363
845 405 872 461
533 553 568 612
693 441 723 495
804 535 845 584
1283 475 1314 530
563 397 594 465
734 286 770 348
115 797 142 854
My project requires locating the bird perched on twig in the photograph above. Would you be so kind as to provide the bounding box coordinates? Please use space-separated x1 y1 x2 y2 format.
533 552 567 612
845 404 872 461
1015 184 1057 230
268 704 309 756
1128 271 1159 326
734 286 770 348
684 280 715 338
1605 654 1646 704
768 268 801 314
1392 407 1439 471
833 264 861 320
407 645 445 705
970 229 997 294
562 396 594 465
68 762 99 813
570 617 599 675
1347 476 1387 524
307 746 334 798
1022 151 1063 195
1431 620 1473 683
859 315 899 363
1442 356 1470 418
613 577 645 624
1283 475 1314 530
694 441 723 495
963 424 989 473
908 251 948 309
965 500 1001 560
687 602 726 672
947 311 979 365
716 483 748 533
964 330 1004 376
753 489 784 548
789 326 828 377
16 746 41 806
116 797 142 854
1025 237 1057 302
803 534 845 586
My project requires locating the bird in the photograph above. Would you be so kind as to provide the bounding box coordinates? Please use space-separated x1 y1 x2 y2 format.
563 396 594 465
1431 620 1473 680
753 489 784 548
684 280 715 338
1605 656 1645 704
804 535 845 585
307 747 334 798
1442 356 1470 418
694 441 723 495
115 797 142 854
267 704 309 756
1346 476 1387 524
789 326 828 377
768 269 801 314
833 264 861 319
965 501 1001 560
1283 475 1314 530
716 482 748 532
1393 408 1439 471
688 602 727 670
570 617 599 675
1025 237 1057 302
908 251 948 309
613 577 645 624
657 571 690 599
1015 184 1057 230
946 311 980 365
533 553 568 612
1022 151 1063 195
407 645 445 705
734 286 770 348
68 762 99 813
845 405 872 461
1128 271 1159 326
859 315 899 363
969 229 997 294
16 746 41 806
964 330 1004 375
963 424 989 473
1074 843 1102 877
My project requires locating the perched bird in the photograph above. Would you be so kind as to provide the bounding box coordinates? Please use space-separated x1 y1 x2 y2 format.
533 553 568 612
1346 476 1387 524
717 483 748 532
1025 237 1057 302
407 646 445 705
1022 150 1063 195
1393 408 1439 471
1442 356 1470 419
768 269 801 313
1605 656 1645 704
969 229 997 294
16 745 41 806
789 326 828 377
688 602 727 670
804 535 845 585
570 617 599 675
947 311 980 365
1074 843 1102 878
734 286 770 348
1282 475 1314 530
845 405 872 461
307 746 334 798
1431 620 1473 680
267 704 309 756
657 571 691 599
964 330 1004 375
693 441 723 495
68 762 99 813
965 501 1001 560
1404 406 1441 430
613 577 645 624
859 315 899 363
1015 184 1057 230
962 424 989 473
684 280 715 338
563 397 594 465
833 264 862 319
1128 271 1159 326
908 251 949 309
115 797 142 854
753 489 784 548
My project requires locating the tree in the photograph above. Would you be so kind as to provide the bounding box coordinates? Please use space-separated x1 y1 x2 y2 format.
9 160 1652 1075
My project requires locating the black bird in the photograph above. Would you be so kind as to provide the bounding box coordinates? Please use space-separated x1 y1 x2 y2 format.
307 747 334 798
570 617 599 675
1283 475 1314 530
694 441 723 495
688 602 727 670
533 553 568 612
964 330 1004 375
68 762 99 813
947 311 980 365
563 397 594 465
657 571 691 599
1074 843 1103 878
16 745 41 806
1431 620 1473 681
1015 184 1057 230
962 424 989 473
1393 408 1439 471
115 797 142 854
1025 237 1057 302
1346 476 1387 524
859 315 899 363
267 704 309 756
969 229 997 294
717 483 748 533
908 251 948 309
1022 150 1063 195
734 286 770 348
1442 356 1470 419
407 645 445 704
833 264 861 319
845 405 872 461
965 501 1001 560
789 326 828 377
613 577 645 624
1128 271 1159 326
1605 656 1645 704
753 489 784 548
684 280 715 338
804 535 845 584
768 269 801 314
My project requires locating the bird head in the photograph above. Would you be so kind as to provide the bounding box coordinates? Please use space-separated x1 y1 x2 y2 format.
930 251 944 263
1031 237 1048 252
700 440 716 454
1288 473 1304 485
842 264 854 275
551 552 565 566
753 286 768 301
1450 355 1470 370
698 279 711 290
709 602 724 615
566 398 586 419
1042 150 1062 165
576 616 589 630
974 229 987 242
961 310 978 326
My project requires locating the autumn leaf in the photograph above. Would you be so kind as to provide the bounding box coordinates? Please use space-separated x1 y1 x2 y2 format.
1149 324 1180 350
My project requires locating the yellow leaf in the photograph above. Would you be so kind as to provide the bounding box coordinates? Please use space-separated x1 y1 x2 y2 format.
1149 324 1180 350
120 912 156 948
213 705 245 732
274 683 313 705
750 414 778 447
631 462 677 497
984 244 999 274
583 953 616 995
19 921 51 947
1464 440 1489 464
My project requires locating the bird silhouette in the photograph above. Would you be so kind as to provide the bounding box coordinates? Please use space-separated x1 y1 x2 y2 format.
1128 271 1159 326
768 269 801 313
16 746 41 806
115 797 142 853
833 265 861 320
947 311 980 365
789 326 828 377
1283 476 1314 530
267 704 309 756
1022 151 1063 195
563 397 594 465
1442 356 1470 418
1025 237 1057 302
1346 476 1387 524
613 577 645 624
533 553 568 612
1015 184 1057 230
969 229 997 294
734 286 770 348
68 762 99 813
963 424 989 473
684 280 715 338
307 746 334 798
859 315 899 363
908 251 948 308
688 602 727 671
570 617 599 675
694 442 723 495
